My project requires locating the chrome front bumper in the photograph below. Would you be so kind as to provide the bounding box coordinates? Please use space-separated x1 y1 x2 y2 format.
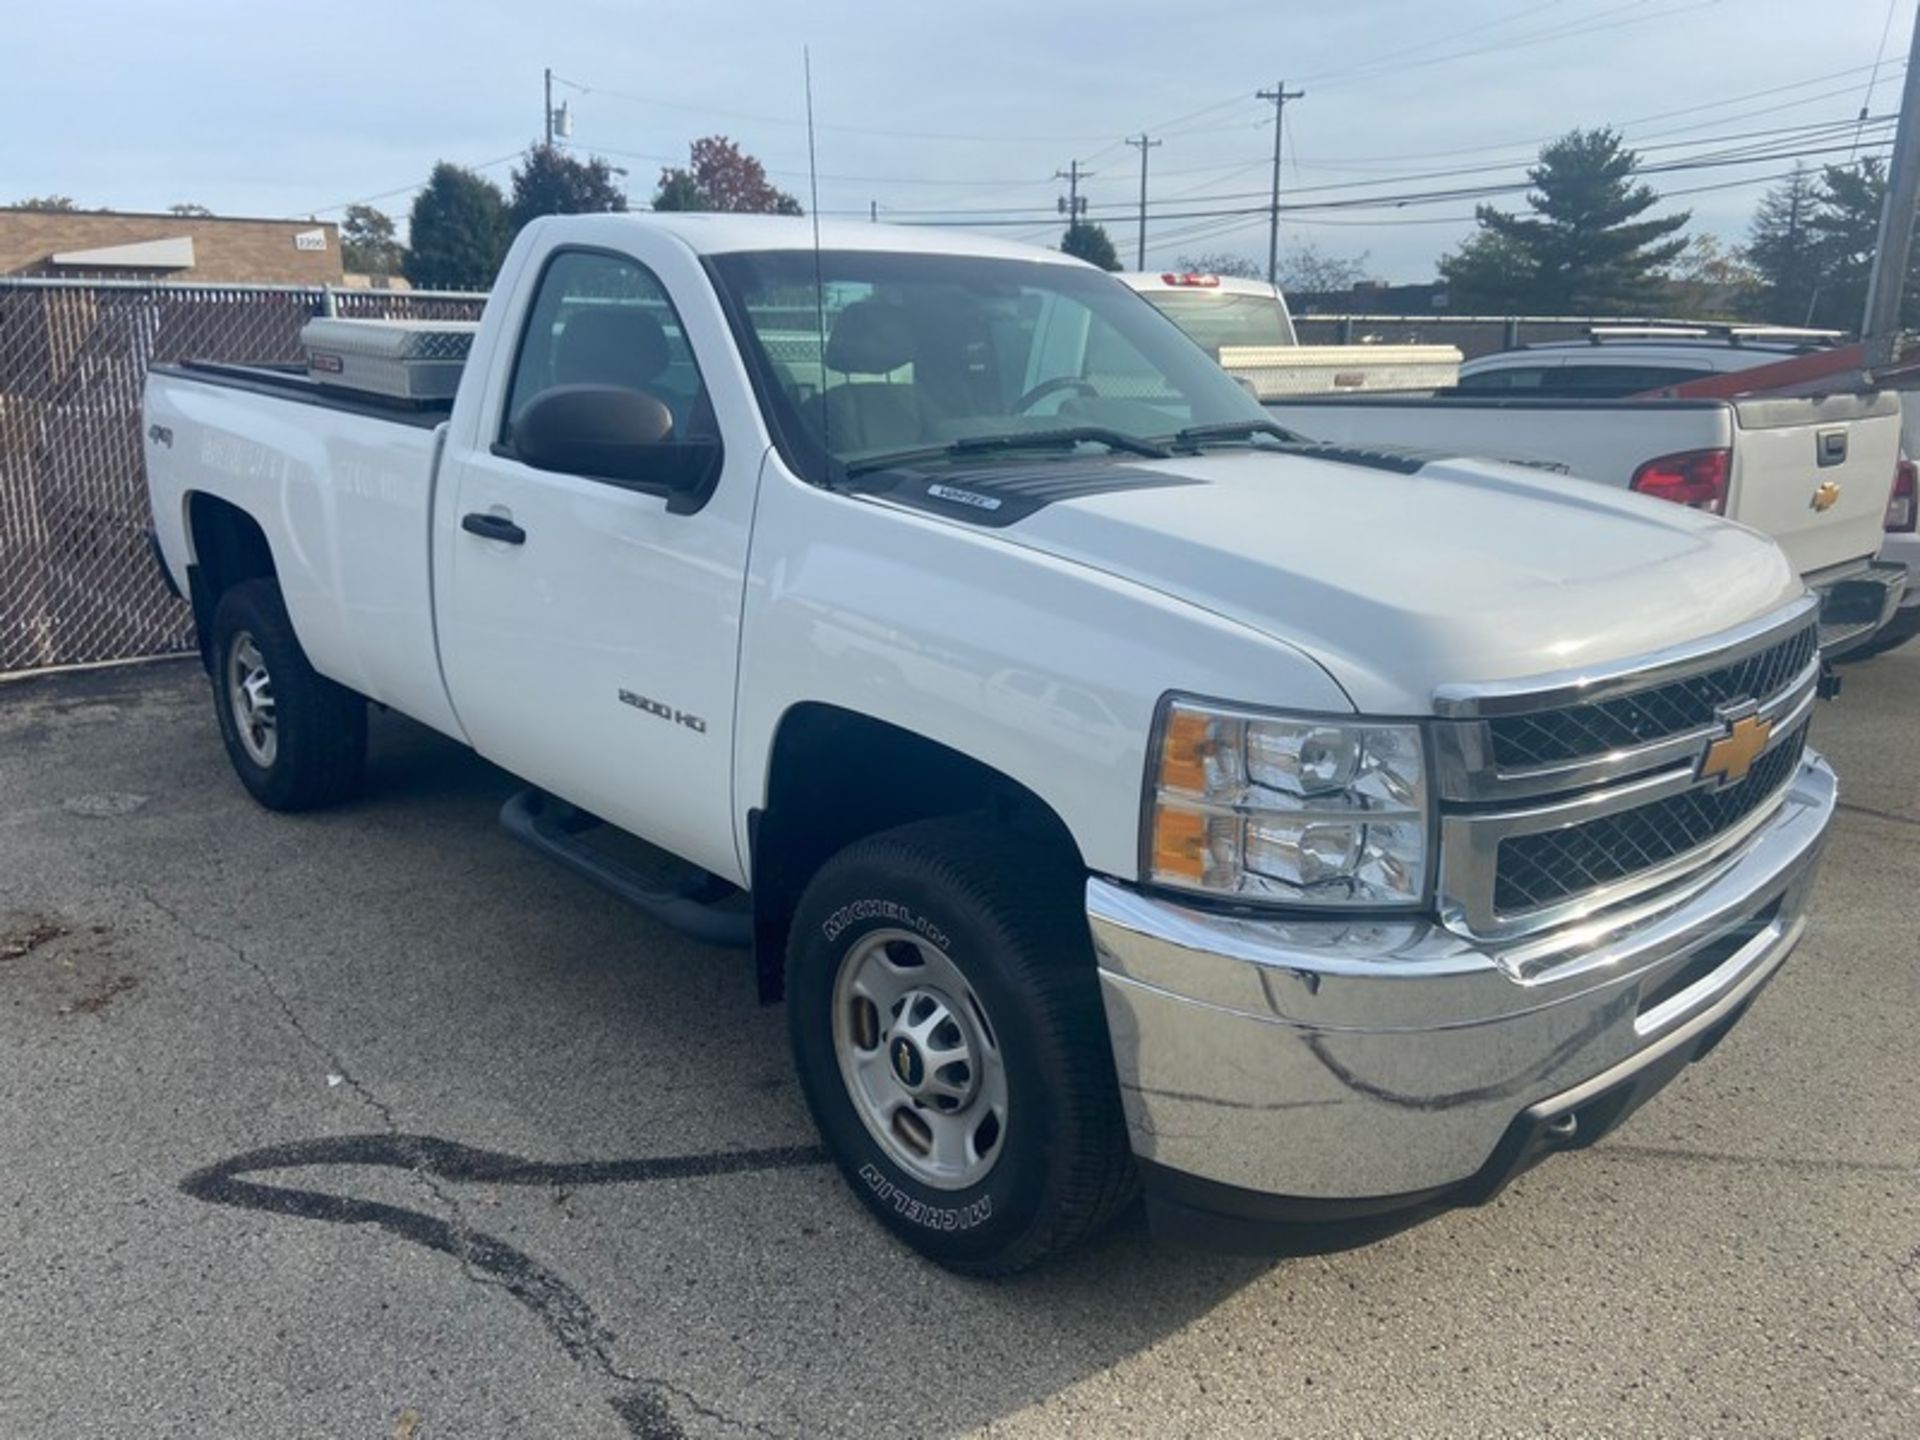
1090 752 1835 1207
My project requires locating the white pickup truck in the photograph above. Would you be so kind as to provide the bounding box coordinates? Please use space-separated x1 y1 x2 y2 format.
1117 271 1464 395
1264 377 1904 656
145 214 1837 1272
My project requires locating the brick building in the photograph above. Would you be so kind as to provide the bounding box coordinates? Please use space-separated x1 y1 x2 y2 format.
0 209 343 284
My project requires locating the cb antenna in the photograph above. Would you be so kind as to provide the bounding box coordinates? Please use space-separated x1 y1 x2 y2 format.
804 46 832 476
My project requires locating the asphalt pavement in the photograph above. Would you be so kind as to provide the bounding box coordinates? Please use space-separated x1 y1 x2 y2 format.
2 647 1916 1438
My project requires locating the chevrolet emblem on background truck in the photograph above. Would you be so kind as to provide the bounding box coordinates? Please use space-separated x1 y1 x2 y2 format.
1810 480 1842 512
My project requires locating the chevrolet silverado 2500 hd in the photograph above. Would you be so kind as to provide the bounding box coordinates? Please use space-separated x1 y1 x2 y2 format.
145 214 1836 1272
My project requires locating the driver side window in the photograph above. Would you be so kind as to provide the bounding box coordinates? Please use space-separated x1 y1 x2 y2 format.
501 249 712 444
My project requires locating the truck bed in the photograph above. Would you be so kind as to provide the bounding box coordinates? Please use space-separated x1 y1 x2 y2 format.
150 361 455 429
144 360 460 739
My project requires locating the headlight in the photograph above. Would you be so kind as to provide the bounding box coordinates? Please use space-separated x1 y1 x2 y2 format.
1146 697 1428 907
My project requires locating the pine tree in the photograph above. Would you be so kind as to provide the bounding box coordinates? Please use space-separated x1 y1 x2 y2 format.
1061 221 1121 271
1442 128 1689 313
1745 167 1823 325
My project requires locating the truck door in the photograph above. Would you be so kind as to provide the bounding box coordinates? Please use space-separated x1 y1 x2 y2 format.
434 244 755 884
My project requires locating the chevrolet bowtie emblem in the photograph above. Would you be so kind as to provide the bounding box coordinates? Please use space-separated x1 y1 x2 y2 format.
1699 713 1773 787
1810 480 1842 512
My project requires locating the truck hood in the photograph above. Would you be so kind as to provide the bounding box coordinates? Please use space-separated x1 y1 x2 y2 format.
895 447 1803 715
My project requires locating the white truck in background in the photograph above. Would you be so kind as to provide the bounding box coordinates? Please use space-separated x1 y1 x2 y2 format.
1457 328 1918 658
1117 271 1463 395
145 216 1838 1272
1264 372 1905 656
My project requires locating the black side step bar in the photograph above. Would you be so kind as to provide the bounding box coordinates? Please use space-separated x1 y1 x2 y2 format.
498 788 752 949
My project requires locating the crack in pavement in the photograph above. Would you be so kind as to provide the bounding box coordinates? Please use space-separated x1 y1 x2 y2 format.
1836 800 1920 831
181 1134 827 1439
141 886 818 1438
1598 1141 1920 1177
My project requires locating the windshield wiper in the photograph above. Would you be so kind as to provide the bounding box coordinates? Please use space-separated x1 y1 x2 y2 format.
1166 419 1300 451
844 426 1171 477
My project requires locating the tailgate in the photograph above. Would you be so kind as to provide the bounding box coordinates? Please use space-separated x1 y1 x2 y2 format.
1728 392 1900 576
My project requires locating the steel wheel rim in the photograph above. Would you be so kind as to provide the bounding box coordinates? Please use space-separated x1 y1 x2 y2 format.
831 927 1008 1191
226 630 277 768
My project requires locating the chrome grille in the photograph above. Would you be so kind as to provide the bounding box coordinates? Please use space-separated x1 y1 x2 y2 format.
1434 599 1821 939
1486 624 1818 768
1493 723 1808 913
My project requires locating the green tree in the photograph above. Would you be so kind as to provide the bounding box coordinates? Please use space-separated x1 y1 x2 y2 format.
507 145 627 235
1664 234 1763 320
341 203 404 276
404 163 509 291
11 195 76 211
652 136 801 214
1745 166 1823 325
168 202 213 217
1436 229 1536 311
1802 158 1918 330
1061 220 1120 271
1441 127 1689 313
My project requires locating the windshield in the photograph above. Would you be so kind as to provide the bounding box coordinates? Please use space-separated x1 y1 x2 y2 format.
705 249 1273 480
1139 290 1297 356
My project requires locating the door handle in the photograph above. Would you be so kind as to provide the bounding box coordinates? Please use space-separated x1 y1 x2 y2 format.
461 511 526 545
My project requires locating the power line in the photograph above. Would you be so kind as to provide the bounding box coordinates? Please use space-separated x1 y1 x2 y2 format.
824 112 1895 219
879 133 1894 228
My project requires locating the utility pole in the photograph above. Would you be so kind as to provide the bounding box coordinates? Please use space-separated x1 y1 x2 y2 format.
1125 135 1161 270
1862 4 1920 375
544 67 554 149
1256 81 1304 287
870 199 878 223
1055 160 1092 228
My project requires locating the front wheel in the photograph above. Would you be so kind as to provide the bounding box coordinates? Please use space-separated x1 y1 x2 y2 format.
787 817 1136 1274
209 579 367 812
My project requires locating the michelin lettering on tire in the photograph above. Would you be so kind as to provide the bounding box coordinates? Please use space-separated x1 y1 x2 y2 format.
821 899 950 952
859 1163 993 1231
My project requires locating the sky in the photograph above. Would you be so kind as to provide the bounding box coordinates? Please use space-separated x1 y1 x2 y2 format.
5 0 1915 281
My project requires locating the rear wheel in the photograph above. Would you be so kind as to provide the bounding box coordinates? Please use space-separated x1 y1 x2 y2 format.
209 579 366 811
787 816 1136 1274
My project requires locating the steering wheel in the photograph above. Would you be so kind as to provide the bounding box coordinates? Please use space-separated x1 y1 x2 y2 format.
1015 376 1099 414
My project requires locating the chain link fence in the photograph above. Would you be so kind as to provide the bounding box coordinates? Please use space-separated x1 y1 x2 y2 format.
0 279 485 674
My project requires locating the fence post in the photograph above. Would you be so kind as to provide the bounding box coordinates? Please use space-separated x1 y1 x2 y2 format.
1503 317 1520 350
1338 317 1354 345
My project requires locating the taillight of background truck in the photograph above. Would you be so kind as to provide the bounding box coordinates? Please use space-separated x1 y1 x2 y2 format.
1886 457 1917 533
1629 447 1731 514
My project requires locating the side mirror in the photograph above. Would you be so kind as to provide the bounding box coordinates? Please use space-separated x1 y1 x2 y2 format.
509 384 720 513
